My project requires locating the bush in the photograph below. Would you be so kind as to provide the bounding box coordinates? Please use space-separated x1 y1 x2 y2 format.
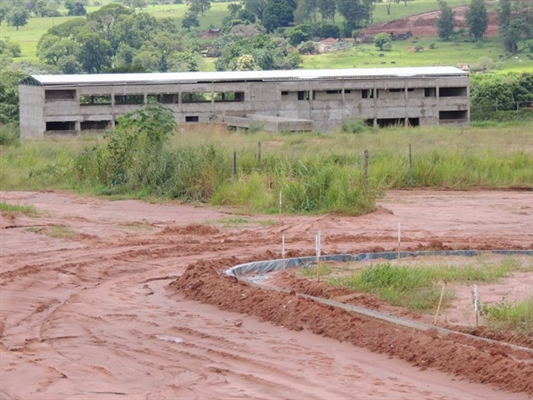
341 119 370 134
297 41 318 55
481 297 533 334
75 103 176 190
0 123 20 147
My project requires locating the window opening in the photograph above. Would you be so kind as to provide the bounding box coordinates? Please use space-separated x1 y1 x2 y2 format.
80 95 111 105
439 87 467 97
46 121 76 131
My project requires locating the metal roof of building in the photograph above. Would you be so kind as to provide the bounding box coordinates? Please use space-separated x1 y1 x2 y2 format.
22 67 467 87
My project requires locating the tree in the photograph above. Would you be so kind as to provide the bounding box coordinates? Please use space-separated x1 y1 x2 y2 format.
374 32 392 50
287 25 312 46
320 23 340 39
77 32 112 73
228 3 241 18
498 0 533 53
122 0 147 12
186 0 211 15
335 0 373 36
318 0 335 23
236 54 258 70
65 0 87 16
0 38 21 57
262 0 296 32
87 4 132 41
37 35 79 66
57 55 82 74
466 0 488 41
7 8 29 31
0 70 25 125
385 0 393 16
181 10 199 31
436 0 454 40
297 40 318 54
294 0 317 24
244 0 267 21
0 4 8 26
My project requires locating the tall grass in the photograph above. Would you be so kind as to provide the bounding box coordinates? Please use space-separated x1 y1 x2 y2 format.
0 202 37 216
482 297 533 335
2 123 532 213
327 260 513 311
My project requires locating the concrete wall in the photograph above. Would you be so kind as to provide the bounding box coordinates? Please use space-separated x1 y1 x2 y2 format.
19 85 45 138
19 74 469 138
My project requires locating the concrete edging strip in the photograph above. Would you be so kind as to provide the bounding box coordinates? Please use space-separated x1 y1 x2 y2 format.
225 249 533 355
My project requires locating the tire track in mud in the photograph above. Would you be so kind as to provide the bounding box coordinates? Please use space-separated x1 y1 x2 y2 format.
169 256 533 396
1 190 532 399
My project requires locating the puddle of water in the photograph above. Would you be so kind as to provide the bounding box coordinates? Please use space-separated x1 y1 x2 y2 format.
156 335 183 344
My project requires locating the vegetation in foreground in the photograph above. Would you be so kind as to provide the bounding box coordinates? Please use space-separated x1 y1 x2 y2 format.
1 103 532 216
482 296 533 335
0 201 37 216
302 258 518 312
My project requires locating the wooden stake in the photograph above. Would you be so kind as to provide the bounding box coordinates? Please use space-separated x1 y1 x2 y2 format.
434 281 447 325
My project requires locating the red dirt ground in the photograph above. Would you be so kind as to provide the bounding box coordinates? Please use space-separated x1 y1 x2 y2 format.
1 189 532 399
363 6 500 37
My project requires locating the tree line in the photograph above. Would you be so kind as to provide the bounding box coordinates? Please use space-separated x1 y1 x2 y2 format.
436 0 532 52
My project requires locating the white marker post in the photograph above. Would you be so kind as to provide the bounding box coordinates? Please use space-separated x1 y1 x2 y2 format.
316 230 321 282
397 222 401 260
282 234 286 270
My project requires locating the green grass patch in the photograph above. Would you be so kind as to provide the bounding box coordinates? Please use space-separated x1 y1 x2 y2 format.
370 0 470 25
481 297 533 335
301 37 528 73
1 2 231 62
2 123 532 213
325 259 513 312
300 264 334 278
0 202 38 216
46 224 78 239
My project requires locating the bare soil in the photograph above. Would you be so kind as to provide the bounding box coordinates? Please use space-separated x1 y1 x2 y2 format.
363 6 500 37
1 189 532 399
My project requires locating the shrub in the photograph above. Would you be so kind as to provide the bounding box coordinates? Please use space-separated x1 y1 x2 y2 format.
341 118 370 134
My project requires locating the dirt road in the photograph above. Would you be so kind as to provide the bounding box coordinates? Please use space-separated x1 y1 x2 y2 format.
1 190 532 399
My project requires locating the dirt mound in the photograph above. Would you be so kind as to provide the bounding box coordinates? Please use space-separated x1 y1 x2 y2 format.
159 223 220 236
168 257 533 396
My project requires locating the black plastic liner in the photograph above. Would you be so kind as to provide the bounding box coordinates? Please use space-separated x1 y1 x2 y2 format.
225 249 533 277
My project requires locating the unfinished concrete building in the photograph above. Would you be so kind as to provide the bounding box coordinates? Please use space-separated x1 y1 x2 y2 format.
19 67 469 138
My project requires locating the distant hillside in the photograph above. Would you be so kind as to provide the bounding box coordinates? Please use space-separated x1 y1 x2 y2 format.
363 6 500 37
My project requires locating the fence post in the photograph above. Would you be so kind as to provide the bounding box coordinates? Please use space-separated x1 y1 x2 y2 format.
257 141 261 162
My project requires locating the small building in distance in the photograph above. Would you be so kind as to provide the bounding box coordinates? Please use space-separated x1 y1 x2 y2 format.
19 67 469 138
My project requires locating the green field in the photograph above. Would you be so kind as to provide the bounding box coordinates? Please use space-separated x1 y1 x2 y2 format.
0 2 231 63
302 37 529 71
1 0 531 72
